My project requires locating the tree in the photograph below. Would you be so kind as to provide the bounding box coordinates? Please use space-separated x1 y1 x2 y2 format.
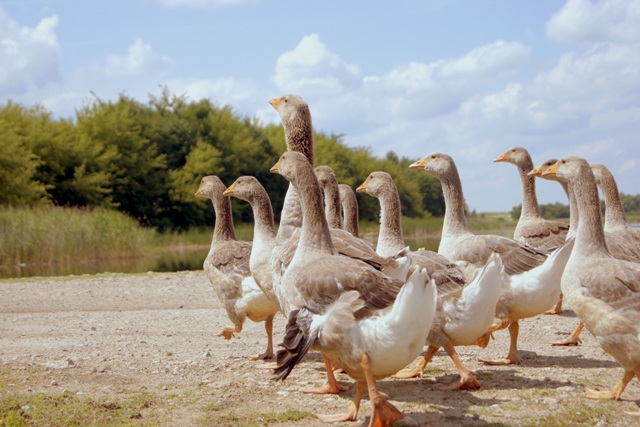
0 102 49 206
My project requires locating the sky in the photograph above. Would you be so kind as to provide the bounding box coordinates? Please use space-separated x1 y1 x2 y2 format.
1 0 639 213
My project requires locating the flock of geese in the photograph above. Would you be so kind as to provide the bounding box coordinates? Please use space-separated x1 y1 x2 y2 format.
194 94 640 426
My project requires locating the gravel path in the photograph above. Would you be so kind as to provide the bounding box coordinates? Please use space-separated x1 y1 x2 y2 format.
1 271 638 426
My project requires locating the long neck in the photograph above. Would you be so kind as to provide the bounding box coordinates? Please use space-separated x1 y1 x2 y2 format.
212 197 236 242
441 167 470 236
250 190 276 243
276 184 302 242
278 112 313 241
292 169 335 256
322 184 343 229
598 170 627 231
563 181 579 239
340 188 360 237
569 168 607 254
283 114 314 165
518 159 541 219
377 188 406 256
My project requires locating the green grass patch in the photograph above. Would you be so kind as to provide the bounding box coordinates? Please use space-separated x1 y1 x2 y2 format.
521 399 618 427
0 206 154 266
0 390 160 426
196 405 313 426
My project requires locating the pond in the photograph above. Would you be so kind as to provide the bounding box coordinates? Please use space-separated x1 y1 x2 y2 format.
0 247 210 280
0 235 444 280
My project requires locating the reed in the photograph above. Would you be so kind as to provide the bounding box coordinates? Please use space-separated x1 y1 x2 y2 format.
0 206 155 266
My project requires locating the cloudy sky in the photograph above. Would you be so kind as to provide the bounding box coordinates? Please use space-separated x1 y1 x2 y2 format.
2 0 639 212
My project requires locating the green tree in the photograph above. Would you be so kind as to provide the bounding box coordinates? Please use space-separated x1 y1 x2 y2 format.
0 102 49 205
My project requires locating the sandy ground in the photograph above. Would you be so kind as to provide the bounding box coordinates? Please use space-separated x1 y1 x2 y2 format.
1 270 638 426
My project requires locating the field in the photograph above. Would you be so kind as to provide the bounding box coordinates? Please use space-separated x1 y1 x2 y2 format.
1 271 638 426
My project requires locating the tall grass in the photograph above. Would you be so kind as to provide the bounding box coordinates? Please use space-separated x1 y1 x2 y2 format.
0 206 155 266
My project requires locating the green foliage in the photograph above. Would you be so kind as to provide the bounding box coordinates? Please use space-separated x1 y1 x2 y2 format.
2 91 445 231
0 102 49 206
510 202 571 220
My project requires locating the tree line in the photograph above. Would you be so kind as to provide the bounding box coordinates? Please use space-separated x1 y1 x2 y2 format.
0 88 445 231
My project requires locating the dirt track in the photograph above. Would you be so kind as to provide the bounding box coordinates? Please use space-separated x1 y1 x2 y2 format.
1 270 638 426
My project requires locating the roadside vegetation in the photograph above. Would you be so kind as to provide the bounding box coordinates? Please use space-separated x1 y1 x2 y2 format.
2 90 639 271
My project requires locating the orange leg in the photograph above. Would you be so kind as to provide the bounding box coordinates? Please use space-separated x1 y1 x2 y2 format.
317 381 365 423
443 341 481 390
303 353 349 394
586 369 635 400
362 353 404 427
552 322 583 346
250 315 275 360
392 345 438 379
545 293 563 315
480 321 519 365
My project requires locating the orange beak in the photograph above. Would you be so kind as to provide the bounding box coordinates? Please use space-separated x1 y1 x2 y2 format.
195 183 204 197
493 152 508 163
527 166 542 177
541 162 558 178
356 180 368 193
269 97 282 110
270 158 282 174
222 182 236 197
408 158 426 170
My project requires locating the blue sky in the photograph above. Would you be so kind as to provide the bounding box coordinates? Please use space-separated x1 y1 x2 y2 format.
2 0 639 213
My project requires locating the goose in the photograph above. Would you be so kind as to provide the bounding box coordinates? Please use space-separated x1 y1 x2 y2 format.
591 164 640 245
529 160 640 347
269 94 399 394
195 176 279 360
222 176 281 311
357 171 505 389
494 147 570 315
314 165 344 229
410 153 575 366
493 147 569 251
271 151 438 427
339 183 360 237
542 157 640 410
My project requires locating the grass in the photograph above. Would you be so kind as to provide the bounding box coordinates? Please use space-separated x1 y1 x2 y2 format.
0 390 160 426
196 405 313 426
0 206 154 266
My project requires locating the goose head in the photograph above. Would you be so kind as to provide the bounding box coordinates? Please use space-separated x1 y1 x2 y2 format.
270 151 313 183
222 176 262 203
356 171 394 198
314 165 338 190
528 159 559 181
195 175 226 199
542 156 591 183
409 152 455 180
493 146 530 168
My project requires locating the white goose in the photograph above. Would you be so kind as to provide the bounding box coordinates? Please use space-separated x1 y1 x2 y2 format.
195 176 280 360
542 157 640 412
494 147 570 315
222 176 281 315
272 151 437 427
358 170 505 389
410 153 575 365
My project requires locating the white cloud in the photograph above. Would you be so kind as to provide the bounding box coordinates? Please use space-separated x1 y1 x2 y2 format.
273 34 362 96
547 0 640 44
157 0 258 6
0 10 61 97
105 38 171 77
